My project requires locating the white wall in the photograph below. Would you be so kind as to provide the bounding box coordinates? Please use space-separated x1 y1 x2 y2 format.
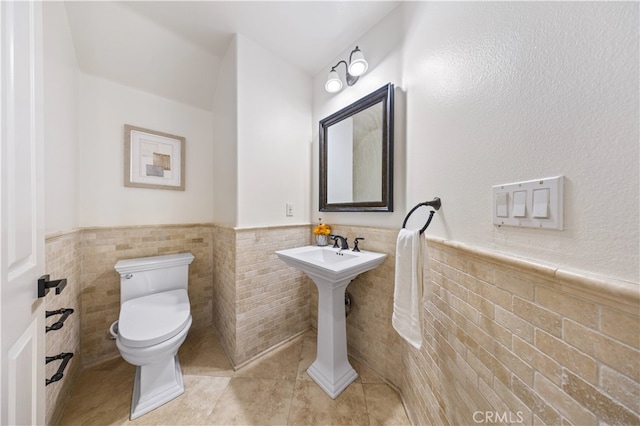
65 1 219 111
312 5 407 229
78 73 214 226
43 2 79 234
313 2 639 283
212 37 239 227
236 34 312 228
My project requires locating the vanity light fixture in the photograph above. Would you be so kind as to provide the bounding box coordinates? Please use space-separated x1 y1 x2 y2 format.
324 46 369 93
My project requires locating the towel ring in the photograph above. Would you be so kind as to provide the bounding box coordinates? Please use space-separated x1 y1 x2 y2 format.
402 197 441 234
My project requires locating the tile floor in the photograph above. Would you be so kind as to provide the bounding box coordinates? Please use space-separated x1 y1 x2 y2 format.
56 327 411 425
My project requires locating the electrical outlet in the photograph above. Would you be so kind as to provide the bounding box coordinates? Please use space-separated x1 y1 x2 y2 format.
286 203 293 217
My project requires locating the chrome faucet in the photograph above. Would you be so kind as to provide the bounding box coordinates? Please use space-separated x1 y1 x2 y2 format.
330 234 349 250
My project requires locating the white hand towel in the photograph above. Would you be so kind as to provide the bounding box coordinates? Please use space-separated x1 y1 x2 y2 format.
392 228 424 349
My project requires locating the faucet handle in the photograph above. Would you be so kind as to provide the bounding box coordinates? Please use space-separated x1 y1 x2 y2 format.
353 237 365 252
330 234 349 250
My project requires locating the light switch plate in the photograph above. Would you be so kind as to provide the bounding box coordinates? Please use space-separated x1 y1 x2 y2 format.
492 176 563 230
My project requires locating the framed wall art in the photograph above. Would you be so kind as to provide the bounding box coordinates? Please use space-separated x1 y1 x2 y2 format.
124 124 185 191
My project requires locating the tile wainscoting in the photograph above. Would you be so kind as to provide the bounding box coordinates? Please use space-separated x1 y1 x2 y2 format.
325 225 639 425
45 224 214 423
45 223 639 425
212 225 313 367
45 224 313 367
412 239 640 426
80 224 214 366
407 237 640 425
211 226 237 364
45 230 82 426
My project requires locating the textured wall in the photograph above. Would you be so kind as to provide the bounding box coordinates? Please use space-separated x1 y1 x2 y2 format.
80 224 213 366
44 231 82 426
313 1 639 283
401 1 638 283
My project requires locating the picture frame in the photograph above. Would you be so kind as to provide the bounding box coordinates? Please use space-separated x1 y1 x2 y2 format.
124 124 185 191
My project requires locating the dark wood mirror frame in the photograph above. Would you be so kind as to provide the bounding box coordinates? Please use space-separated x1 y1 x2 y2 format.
319 83 394 212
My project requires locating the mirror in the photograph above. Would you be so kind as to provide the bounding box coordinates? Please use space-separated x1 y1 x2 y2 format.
320 83 394 212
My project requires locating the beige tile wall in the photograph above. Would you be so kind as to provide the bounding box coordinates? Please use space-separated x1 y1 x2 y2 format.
328 224 639 425
44 230 82 426
212 225 313 367
80 224 213 366
46 221 639 426
411 239 640 425
51 222 311 371
211 225 237 364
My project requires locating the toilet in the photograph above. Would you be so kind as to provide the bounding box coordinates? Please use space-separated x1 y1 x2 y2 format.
113 252 195 420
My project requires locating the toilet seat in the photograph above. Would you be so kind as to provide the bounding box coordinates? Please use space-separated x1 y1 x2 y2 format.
118 289 190 348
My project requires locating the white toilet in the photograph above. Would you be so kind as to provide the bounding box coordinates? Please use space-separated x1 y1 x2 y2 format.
113 252 195 420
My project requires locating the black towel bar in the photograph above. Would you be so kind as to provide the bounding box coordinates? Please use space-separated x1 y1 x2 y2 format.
46 308 74 333
45 352 74 386
402 197 442 234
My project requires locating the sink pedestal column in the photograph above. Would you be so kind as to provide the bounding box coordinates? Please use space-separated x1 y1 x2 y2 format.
306 277 357 399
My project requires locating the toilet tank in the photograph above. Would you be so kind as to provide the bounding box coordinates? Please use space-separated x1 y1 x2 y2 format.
114 253 195 304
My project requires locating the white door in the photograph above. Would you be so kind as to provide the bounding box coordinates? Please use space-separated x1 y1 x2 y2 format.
0 1 46 425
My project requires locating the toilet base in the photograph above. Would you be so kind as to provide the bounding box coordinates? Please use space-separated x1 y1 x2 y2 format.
130 354 184 420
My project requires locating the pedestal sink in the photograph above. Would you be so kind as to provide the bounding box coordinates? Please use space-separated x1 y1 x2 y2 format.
275 245 386 398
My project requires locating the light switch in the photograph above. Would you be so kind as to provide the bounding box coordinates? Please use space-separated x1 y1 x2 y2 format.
496 192 508 217
532 189 549 218
492 176 563 230
513 191 527 217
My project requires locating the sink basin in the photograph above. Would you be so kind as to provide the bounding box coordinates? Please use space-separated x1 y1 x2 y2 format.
275 245 387 399
275 245 386 284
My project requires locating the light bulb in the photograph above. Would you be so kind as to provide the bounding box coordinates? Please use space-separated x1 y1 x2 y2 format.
325 69 343 93
348 49 368 76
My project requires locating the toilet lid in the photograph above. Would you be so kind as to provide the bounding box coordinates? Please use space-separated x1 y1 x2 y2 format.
118 289 191 348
